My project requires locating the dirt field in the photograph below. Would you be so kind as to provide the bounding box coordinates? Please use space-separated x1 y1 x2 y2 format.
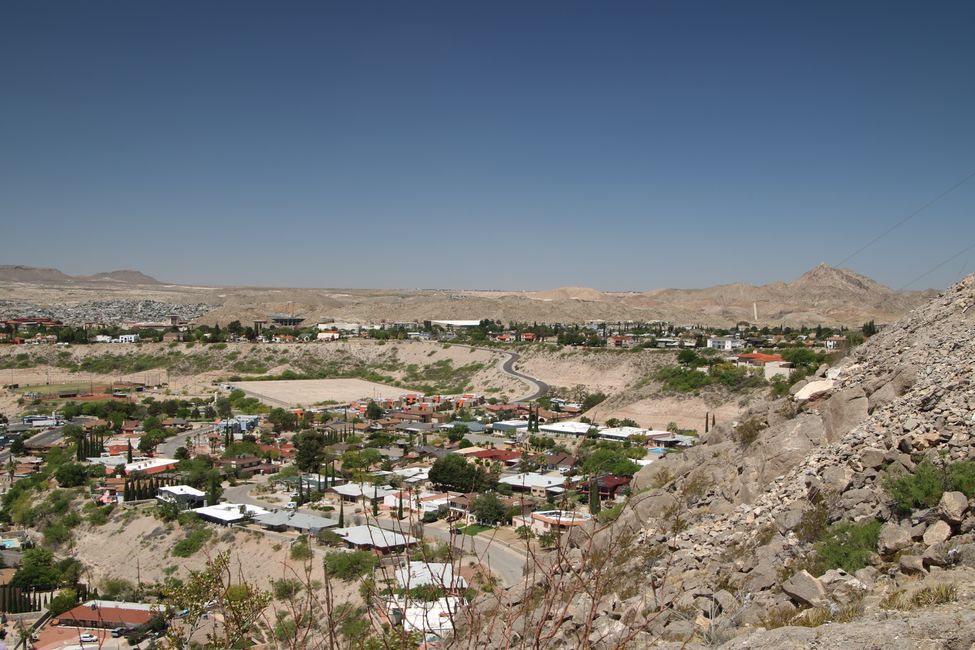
229 377 407 406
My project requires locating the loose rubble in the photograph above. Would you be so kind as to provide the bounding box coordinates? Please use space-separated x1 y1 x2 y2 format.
475 273 975 648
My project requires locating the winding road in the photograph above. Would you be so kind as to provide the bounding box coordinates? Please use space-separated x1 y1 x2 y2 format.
451 345 548 403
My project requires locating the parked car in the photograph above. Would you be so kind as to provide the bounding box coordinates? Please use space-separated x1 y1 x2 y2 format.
79 633 98 642
111 627 125 637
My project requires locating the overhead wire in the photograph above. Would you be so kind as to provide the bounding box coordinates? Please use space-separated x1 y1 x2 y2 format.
836 169 975 268
899 240 975 290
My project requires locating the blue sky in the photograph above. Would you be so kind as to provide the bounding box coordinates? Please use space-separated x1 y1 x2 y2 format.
1 1 973 290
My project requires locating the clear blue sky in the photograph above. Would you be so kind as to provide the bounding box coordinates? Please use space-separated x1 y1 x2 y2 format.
2 1 973 290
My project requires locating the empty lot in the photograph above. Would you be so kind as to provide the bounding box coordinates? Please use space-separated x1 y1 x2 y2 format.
229 378 405 406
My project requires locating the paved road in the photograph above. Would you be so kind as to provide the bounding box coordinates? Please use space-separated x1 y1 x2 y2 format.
452 344 548 403
159 424 217 457
499 349 549 402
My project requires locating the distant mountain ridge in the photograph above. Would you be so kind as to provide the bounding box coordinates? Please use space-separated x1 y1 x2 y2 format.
0 263 936 327
0 265 161 285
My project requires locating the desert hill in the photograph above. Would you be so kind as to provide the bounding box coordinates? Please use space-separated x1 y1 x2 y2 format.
0 263 935 327
0 265 161 285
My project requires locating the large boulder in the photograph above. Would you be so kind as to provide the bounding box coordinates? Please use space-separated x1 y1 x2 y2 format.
821 386 869 442
793 379 836 402
819 569 868 606
781 570 827 608
878 523 912 555
938 491 968 524
922 520 952 546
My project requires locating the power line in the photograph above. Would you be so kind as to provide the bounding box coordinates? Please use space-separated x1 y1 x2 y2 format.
836 169 975 267
899 239 975 290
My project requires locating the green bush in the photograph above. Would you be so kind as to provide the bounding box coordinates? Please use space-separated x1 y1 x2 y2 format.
884 460 975 515
324 551 378 581
172 527 213 557
813 520 881 574
656 366 710 392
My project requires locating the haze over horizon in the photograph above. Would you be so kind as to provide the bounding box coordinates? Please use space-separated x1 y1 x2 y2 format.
2 2 973 291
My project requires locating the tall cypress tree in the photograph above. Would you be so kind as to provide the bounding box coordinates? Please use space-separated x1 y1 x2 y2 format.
589 476 601 515
127 440 133 463
338 498 345 527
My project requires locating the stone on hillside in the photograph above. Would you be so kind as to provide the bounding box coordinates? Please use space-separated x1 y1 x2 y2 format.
938 491 968 524
854 566 879 588
898 554 925 575
781 570 827 608
860 447 886 469
819 569 868 606
793 379 836 402
878 523 912 555
922 542 951 567
822 386 869 442
955 543 975 568
922 520 952 546
867 364 917 413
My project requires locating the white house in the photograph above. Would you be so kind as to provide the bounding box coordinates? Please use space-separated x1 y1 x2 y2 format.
498 472 567 498
117 334 140 344
706 337 744 351
538 421 593 437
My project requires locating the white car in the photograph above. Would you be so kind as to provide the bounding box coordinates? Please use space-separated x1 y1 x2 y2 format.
79 633 98 642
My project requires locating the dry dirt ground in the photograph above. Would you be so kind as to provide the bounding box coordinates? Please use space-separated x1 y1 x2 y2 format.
229 378 407 406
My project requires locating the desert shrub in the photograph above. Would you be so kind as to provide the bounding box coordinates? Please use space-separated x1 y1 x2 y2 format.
273 578 304 600
879 584 957 610
794 501 829 545
884 459 975 514
324 551 378 581
172 527 212 557
812 520 881 574
947 461 975 496
656 366 710 392
289 538 313 561
733 418 765 447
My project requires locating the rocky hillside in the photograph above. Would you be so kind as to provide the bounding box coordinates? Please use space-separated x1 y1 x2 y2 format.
471 273 975 648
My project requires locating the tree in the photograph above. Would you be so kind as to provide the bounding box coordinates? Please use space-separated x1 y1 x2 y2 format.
365 401 383 420
293 430 326 473
54 463 87 488
589 477 601 514
10 548 61 590
582 448 639 477
206 470 223 506
469 492 507 525
126 440 134 463
429 454 489 492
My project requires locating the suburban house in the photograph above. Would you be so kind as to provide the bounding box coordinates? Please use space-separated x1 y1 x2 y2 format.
253 510 338 533
498 472 567 498
579 475 632 500
332 525 417 554
512 510 593 535
331 481 396 503
607 334 637 348
825 335 849 350
124 457 178 476
735 352 793 380
543 452 578 473
192 502 269 525
156 485 206 510
56 600 154 630
394 561 468 592
538 421 593 438
706 337 745 351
